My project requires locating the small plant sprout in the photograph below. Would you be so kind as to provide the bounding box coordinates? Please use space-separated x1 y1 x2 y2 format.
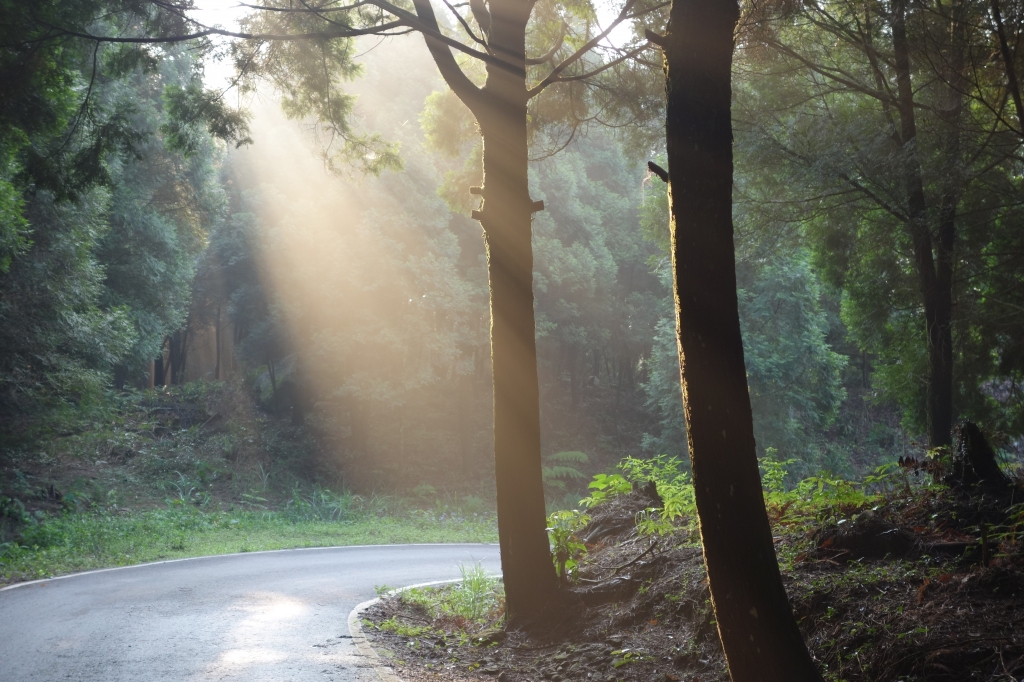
546 509 590 584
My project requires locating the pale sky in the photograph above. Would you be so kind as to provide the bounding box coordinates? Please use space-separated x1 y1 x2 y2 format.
189 1 249 88
188 0 633 89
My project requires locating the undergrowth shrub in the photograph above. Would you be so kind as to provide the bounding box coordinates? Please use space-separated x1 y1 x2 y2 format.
546 509 589 582
450 562 502 621
577 452 911 536
388 562 504 630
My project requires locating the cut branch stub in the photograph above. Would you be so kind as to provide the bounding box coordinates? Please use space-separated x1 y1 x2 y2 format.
645 28 667 48
471 200 543 220
647 161 669 183
469 186 484 194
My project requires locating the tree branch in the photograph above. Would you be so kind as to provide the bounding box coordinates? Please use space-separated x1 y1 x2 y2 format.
41 20 409 44
237 1 373 13
410 0 483 109
989 0 1024 135
766 37 895 105
526 21 566 65
42 0 516 75
529 42 654 96
527 0 641 96
440 0 489 50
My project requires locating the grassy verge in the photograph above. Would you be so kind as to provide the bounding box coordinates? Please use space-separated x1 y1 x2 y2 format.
0 507 497 585
1 382 500 586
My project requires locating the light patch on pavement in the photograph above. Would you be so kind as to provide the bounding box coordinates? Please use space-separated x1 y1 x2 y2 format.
233 591 308 623
217 647 291 665
207 592 310 675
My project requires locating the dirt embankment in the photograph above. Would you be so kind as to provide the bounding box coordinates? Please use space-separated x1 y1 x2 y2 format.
366 483 1024 682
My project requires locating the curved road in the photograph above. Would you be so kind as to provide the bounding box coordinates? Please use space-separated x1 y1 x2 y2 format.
0 543 500 682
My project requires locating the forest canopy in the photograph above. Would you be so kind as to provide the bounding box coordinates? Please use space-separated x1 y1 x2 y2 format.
0 0 1021 489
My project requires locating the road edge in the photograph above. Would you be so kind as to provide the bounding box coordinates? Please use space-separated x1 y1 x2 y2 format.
348 579 461 682
0 543 498 592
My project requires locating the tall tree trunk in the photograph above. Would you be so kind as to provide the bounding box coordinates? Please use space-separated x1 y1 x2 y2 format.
932 0 966 451
168 329 188 385
413 0 559 625
891 0 957 448
661 0 822 679
154 353 166 387
476 12 559 622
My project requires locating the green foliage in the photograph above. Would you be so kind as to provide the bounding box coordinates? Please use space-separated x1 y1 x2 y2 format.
619 455 696 522
0 157 29 273
758 449 795 496
100 52 230 386
0 188 136 410
450 562 502 621
576 453 906 537
545 509 589 583
581 455 696 536
233 8 401 176
789 475 873 522
530 131 663 412
0 17 237 412
735 0 1024 438
393 562 504 626
0 505 497 584
542 451 589 492
761 462 904 525
992 504 1024 559
375 616 436 638
738 253 847 472
641 248 847 475
579 472 632 508
285 487 354 523
420 89 477 159
160 83 252 156
579 452 901 535
640 314 689 460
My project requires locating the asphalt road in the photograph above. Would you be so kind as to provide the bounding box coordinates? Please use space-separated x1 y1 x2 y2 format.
0 543 500 682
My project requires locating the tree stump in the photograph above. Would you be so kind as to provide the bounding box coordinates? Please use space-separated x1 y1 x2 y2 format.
944 420 1013 493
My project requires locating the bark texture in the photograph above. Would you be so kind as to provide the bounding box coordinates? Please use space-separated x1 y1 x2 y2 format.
661 0 822 678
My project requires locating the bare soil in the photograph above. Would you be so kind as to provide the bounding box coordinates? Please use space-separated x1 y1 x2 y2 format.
365 485 1024 682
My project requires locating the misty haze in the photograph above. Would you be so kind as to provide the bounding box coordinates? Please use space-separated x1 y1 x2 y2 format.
2 3 1023 682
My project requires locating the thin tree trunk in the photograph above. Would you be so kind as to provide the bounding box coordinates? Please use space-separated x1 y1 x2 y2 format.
932 0 966 451
268 357 277 396
478 86 559 627
661 0 822 678
412 0 559 625
990 0 1024 132
168 329 188 385
891 0 956 448
113 366 128 391
154 353 166 387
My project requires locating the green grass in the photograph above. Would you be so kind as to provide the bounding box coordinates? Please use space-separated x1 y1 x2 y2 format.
0 507 497 585
390 561 505 629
